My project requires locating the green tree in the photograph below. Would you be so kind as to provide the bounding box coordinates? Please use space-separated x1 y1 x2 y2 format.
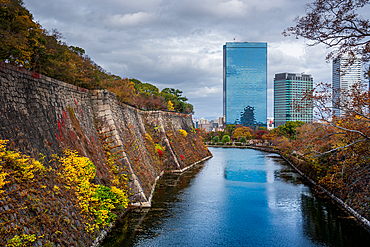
225 124 236 136
222 135 231 144
212 136 219 143
161 88 194 114
239 136 247 143
129 78 142 85
135 82 160 96
275 121 305 139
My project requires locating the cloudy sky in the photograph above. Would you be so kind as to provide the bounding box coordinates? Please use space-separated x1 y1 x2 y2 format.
22 0 333 120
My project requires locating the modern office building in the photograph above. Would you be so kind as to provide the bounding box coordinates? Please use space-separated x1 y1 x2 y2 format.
332 57 362 117
274 73 313 127
223 42 267 127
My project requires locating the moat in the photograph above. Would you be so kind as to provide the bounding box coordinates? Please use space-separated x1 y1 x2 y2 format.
102 147 370 246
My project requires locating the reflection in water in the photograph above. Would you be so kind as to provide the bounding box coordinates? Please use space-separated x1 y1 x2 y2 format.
225 169 267 183
102 148 370 247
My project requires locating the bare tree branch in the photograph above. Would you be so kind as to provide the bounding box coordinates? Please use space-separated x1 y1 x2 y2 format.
316 138 368 157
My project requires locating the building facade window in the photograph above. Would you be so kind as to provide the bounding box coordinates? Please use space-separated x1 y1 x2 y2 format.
223 42 267 127
332 57 362 117
274 73 313 127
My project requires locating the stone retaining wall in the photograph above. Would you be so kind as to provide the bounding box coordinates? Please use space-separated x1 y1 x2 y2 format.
0 62 211 246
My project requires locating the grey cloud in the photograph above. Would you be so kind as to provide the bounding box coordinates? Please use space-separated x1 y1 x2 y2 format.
23 0 331 120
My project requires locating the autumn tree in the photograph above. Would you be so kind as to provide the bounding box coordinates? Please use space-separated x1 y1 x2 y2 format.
288 82 370 218
293 83 370 155
105 78 136 105
255 130 269 140
0 0 44 68
283 0 370 76
167 100 174 111
232 126 252 139
197 128 208 141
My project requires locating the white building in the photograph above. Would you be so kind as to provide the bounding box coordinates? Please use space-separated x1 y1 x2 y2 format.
267 118 274 130
332 57 362 117
194 117 224 132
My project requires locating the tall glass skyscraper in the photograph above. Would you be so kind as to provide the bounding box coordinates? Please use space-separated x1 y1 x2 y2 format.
332 57 362 117
223 42 267 127
274 73 313 127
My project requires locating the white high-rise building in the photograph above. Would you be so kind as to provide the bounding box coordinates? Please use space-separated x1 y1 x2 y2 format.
332 57 362 117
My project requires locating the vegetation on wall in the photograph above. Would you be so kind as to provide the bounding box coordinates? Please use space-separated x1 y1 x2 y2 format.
56 149 129 231
164 118 210 169
0 140 130 245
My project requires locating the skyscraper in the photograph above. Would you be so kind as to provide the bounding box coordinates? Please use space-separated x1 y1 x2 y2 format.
223 42 267 127
332 57 362 117
274 73 313 127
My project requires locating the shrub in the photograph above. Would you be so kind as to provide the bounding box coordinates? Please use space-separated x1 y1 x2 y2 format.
0 140 130 237
0 140 45 183
155 144 165 157
179 129 188 138
57 149 129 231
6 234 36 247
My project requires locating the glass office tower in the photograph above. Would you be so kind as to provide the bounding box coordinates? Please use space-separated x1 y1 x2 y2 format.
332 57 362 117
274 73 313 127
223 42 267 127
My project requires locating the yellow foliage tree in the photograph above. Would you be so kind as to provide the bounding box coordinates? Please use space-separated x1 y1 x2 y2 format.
0 0 44 68
167 100 174 111
232 126 252 139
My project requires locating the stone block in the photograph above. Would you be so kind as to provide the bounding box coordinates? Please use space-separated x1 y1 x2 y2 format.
107 119 115 126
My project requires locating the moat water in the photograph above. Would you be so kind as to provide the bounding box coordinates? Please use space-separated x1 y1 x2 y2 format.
102 147 370 246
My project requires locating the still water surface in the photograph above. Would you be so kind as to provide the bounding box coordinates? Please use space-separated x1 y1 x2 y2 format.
102 147 370 246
